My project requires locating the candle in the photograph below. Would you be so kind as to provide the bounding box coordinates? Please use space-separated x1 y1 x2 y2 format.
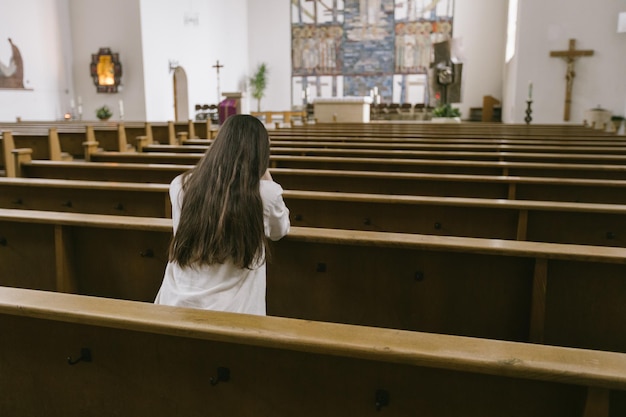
70 99 75 109
528 81 533 101
119 100 125 119
77 96 82 106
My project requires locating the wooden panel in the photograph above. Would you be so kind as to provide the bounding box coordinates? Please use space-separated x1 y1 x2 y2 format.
267 239 535 341
0 182 169 217
543 260 626 353
0 221 57 290
0 312 596 417
286 198 518 239
70 227 169 302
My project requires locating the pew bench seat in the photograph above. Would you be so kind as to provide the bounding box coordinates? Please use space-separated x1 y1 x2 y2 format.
3 207 626 354
0 286 625 416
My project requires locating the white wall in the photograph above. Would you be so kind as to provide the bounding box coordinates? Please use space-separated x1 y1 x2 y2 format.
453 0 508 121
139 0 250 121
3 0 626 124
0 0 73 121
247 0 291 113
509 0 626 124
69 0 145 122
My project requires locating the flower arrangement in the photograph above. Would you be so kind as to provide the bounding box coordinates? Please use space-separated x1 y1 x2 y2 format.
96 105 113 120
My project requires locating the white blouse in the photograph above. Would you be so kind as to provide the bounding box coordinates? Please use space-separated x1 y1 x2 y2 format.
154 174 290 315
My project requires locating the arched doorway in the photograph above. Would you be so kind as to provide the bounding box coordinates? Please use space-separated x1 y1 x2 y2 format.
173 66 189 121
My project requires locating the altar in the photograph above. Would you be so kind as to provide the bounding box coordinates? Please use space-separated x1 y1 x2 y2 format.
313 96 373 123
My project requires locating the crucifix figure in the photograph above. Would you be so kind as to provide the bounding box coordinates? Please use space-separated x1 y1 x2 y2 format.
212 60 224 102
549 39 594 121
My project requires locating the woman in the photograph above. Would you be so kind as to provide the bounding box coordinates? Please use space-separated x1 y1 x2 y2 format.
155 115 290 315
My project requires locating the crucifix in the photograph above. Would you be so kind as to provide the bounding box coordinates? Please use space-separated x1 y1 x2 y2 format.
212 60 224 102
549 39 594 121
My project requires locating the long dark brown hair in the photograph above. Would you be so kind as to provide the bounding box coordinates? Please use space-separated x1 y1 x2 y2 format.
169 114 270 269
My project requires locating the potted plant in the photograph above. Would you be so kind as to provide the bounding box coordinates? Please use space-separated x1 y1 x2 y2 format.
249 63 268 113
96 105 113 121
431 103 461 123
611 115 624 134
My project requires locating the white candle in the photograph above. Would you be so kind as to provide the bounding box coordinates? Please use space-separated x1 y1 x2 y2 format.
119 100 125 118
77 96 82 106
528 81 533 101
70 99 75 109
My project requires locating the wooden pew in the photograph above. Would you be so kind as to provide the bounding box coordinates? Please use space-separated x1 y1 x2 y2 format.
1 129 73 173
141 143 626 164
2 286 624 417
0 177 171 217
3 208 626 353
157 140 626 154
2 177 626 248
83 150 626 180
1 124 131 164
10 159 626 204
251 110 307 124
0 120 211 160
271 122 619 138
6 123 626 168
0 118 214 144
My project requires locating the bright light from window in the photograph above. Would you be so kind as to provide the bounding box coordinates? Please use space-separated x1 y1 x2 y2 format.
505 0 518 62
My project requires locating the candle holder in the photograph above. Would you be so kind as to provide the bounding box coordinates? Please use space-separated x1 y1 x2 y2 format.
525 100 533 125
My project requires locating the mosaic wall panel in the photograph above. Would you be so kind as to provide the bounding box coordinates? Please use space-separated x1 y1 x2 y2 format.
291 0 454 106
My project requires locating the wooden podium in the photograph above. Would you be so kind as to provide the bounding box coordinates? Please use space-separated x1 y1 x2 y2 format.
482 95 501 122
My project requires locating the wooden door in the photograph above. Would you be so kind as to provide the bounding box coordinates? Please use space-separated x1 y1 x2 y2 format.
173 67 189 121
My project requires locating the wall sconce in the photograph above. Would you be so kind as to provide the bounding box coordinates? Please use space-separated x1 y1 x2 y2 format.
90 47 122 93
169 59 179 73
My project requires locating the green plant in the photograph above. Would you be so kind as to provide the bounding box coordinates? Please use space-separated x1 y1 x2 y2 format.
250 63 268 112
432 103 461 118
96 105 112 120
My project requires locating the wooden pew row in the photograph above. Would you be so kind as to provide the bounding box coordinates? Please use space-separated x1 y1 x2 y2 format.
83 150 626 180
272 122 619 137
163 140 626 154
2 208 626 353
1 177 626 248
267 131 620 141
251 110 307 124
2 286 624 417
9 129 626 170
1 126 132 171
0 118 216 145
9 160 626 204
6 128 626 175
140 144 626 164
1 120 211 164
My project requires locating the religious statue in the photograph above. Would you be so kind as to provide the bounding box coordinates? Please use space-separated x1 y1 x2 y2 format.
428 39 463 107
550 39 594 121
0 38 24 89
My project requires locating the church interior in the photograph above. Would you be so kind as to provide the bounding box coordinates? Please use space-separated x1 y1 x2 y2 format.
2 0 626 415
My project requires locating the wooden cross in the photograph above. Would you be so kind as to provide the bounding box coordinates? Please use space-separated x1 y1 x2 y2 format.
212 60 224 101
549 39 594 121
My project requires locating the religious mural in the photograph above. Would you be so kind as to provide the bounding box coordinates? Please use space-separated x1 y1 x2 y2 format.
0 38 25 89
291 0 454 106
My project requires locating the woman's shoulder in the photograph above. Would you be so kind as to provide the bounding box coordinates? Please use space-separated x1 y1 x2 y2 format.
260 180 284 198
